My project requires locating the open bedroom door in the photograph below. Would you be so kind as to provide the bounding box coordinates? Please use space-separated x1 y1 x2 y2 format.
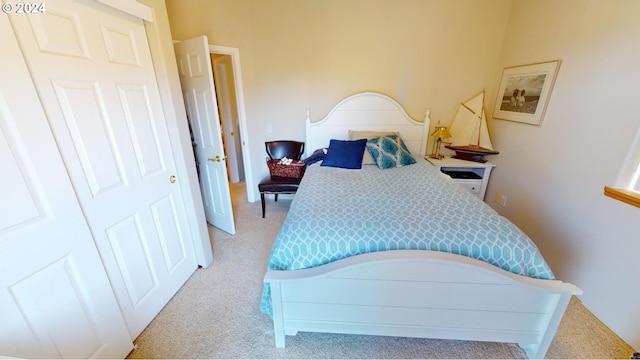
174 36 236 235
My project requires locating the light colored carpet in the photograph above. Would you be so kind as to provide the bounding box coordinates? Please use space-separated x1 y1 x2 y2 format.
127 182 635 359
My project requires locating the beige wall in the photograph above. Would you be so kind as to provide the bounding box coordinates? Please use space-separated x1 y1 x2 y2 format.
485 0 640 349
165 0 511 199
165 0 640 350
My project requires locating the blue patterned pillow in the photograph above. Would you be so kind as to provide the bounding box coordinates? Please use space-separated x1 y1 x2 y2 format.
366 135 416 169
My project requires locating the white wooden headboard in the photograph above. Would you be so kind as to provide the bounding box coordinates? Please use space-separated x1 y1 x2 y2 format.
305 92 430 157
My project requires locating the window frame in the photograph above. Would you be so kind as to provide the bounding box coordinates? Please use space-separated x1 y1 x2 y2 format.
605 128 640 208
604 186 640 208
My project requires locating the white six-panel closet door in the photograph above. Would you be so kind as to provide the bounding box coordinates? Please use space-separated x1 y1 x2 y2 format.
0 11 132 358
5 0 198 341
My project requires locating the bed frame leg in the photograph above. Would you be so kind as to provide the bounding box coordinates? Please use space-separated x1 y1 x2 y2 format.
521 294 574 359
269 281 286 347
274 332 285 348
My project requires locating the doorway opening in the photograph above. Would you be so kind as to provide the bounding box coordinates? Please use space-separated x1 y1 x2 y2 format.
208 45 255 204
211 53 243 183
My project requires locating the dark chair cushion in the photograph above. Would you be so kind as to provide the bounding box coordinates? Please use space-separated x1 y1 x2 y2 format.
258 176 301 192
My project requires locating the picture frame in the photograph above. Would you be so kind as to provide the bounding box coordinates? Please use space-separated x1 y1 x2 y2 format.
493 60 561 126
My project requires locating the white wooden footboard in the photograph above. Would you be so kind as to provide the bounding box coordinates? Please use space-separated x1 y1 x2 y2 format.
264 250 582 359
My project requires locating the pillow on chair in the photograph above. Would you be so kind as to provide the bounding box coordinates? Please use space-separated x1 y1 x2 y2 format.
321 139 367 169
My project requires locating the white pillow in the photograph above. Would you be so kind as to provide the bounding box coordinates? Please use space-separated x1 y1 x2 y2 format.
348 130 400 165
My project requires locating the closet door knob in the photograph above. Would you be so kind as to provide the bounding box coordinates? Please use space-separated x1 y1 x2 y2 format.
170 175 177 183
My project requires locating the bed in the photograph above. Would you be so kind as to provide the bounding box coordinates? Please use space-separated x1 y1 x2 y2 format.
261 92 582 358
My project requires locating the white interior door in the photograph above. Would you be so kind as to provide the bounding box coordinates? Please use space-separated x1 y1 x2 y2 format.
6 0 198 339
174 36 236 235
0 12 132 359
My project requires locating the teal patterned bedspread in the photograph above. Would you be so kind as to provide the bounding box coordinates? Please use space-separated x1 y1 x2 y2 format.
260 159 554 315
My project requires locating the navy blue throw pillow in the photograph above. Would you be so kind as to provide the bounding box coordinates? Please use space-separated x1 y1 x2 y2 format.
321 139 367 169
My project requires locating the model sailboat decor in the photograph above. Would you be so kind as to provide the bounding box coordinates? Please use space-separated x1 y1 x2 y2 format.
445 92 499 163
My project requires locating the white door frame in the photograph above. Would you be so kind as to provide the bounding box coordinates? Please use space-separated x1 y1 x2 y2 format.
208 45 255 203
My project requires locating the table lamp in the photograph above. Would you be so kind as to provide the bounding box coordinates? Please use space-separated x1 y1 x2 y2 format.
428 126 452 160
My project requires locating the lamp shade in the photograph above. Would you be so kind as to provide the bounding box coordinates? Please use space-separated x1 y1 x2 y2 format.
431 127 452 139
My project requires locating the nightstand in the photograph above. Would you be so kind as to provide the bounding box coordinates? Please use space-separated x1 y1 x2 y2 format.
426 156 496 200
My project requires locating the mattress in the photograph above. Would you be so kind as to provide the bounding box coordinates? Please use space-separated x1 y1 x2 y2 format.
260 159 554 315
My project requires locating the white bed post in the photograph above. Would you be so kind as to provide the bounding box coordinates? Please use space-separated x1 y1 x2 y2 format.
421 108 431 157
269 282 287 348
523 293 574 359
304 110 312 158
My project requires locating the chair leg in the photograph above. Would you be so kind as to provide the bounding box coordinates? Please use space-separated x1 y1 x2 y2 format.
274 193 279 202
260 192 266 218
